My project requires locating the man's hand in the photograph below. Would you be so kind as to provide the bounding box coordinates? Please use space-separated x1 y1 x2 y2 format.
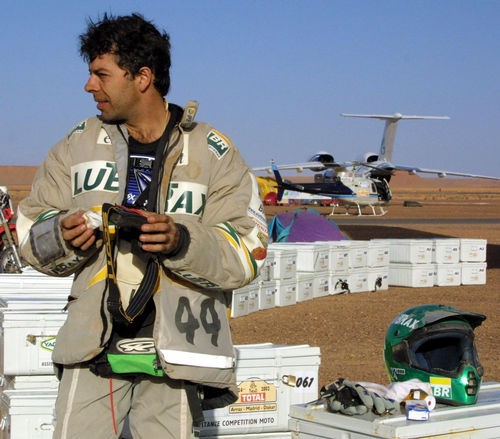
139 212 180 254
60 211 96 251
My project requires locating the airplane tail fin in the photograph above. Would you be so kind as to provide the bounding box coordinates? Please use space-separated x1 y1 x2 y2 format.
341 113 450 162
272 164 285 201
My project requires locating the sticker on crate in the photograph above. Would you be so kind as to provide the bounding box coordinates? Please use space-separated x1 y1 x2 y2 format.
231 379 277 413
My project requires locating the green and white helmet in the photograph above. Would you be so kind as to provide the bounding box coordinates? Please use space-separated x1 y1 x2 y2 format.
384 304 486 405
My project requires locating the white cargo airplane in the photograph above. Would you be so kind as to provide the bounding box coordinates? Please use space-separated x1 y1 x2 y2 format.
254 113 500 216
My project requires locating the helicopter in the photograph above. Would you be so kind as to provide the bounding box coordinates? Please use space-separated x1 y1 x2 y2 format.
254 113 500 215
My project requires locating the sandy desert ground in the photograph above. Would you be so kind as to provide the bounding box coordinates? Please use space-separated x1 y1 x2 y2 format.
2 167 500 394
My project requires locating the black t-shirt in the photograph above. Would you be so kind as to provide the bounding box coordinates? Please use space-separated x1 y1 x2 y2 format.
124 139 158 209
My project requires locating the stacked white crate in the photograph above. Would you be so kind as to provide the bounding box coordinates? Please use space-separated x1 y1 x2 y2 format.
261 245 298 309
383 238 487 287
231 283 253 318
269 243 330 299
366 240 390 292
295 274 314 302
385 239 435 287
460 239 487 285
315 241 350 295
432 238 461 286
292 243 330 298
0 272 71 438
345 241 370 293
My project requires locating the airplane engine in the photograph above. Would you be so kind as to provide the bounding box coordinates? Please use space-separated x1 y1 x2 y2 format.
309 152 335 172
359 152 379 163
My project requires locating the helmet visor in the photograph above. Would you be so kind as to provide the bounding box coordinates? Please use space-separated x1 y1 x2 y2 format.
405 322 483 378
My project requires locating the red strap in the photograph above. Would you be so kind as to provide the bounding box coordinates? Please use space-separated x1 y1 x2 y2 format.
109 378 118 435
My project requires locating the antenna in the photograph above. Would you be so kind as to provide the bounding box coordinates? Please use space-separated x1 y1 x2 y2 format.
341 113 450 162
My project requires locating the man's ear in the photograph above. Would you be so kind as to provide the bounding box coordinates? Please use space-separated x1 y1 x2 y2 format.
136 66 154 92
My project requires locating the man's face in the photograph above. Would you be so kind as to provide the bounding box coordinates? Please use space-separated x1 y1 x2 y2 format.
84 53 139 123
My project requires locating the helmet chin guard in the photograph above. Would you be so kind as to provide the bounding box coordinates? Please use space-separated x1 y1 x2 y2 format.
384 304 486 405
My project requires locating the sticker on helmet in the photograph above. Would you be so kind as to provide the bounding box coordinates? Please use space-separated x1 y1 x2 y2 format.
430 376 452 399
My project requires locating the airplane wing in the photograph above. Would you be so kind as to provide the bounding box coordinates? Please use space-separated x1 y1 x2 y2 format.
393 165 500 180
253 161 351 174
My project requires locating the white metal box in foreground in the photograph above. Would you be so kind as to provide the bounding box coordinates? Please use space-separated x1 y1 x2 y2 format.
200 343 320 437
201 432 291 439
0 273 73 291
0 310 67 375
288 382 500 438
0 389 57 439
0 374 59 393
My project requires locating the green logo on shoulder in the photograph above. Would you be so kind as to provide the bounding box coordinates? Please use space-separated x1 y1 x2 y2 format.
207 130 231 159
68 120 87 140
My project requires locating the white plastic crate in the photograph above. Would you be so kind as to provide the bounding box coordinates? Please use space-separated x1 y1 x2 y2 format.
0 273 73 291
296 274 314 302
0 310 67 375
366 267 389 292
274 244 329 273
231 288 250 318
347 241 369 269
310 274 329 298
247 288 260 314
259 282 277 310
328 272 350 295
200 433 291 439
460 239 487 262
0 374 59 393
347 268 369 293
389 239 433 264
434 263 461 286
461 262 487 285
315 241 350 273
367 241 390 267
264 248 297 280
0 389 57 439
432 238 460 264
388 263 435 288
0 297 67 311
200 343 320 436
288 382 500 438
274 279 297 307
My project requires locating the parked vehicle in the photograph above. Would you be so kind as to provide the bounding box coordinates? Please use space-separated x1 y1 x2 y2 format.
0 186 23 273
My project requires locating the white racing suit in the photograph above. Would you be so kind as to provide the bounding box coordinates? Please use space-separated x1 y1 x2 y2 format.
17 102 268 438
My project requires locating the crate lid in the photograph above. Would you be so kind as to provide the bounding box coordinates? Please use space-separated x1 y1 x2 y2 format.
289 382 500 438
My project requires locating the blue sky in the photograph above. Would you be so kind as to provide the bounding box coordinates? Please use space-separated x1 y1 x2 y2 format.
1 1 499 177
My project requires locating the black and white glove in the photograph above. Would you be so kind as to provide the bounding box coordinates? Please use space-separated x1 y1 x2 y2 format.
320 378 399 416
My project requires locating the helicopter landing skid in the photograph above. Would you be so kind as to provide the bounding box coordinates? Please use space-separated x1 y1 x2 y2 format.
328 203 387 217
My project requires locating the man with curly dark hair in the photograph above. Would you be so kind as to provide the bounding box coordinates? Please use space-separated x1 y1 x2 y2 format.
17 13 267 439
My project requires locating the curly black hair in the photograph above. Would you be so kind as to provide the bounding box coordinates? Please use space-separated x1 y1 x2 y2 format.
79 13 171 96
